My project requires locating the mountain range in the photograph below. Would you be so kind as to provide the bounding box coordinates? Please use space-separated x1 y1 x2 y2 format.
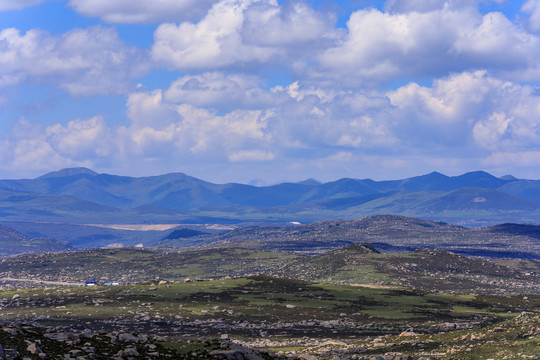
0 168 539 227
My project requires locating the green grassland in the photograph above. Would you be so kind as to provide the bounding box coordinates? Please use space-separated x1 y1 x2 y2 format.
1 246 538 296
0 247 302 285
0 276 538 359
1 276 537 326
0 245 538 359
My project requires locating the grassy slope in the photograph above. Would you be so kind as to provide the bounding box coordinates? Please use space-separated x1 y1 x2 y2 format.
0 225 73 256
1 246 538 295
0 277 537 359
0 248 302 285
201 215 540 259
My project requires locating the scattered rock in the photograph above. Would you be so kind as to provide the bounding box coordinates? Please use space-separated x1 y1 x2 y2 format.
26 343 42 355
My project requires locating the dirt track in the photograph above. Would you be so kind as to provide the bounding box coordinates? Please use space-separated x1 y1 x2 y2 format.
0 277 83 286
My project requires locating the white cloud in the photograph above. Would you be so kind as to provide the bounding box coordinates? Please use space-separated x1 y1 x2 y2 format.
11 139 73 171
241 1 335 46
46 116 113 158
386 71 540 150
175 104 273 154
123 89 276 161
164 72 281 110
228 149 275 162
3 67 540 182
0 26 149 96
0 118 95 173
452 12 538 71
384 0 502 13
151 0 335 71
117 72 540 178
0 0 44 11
472 112 513 150
152 0 274 70
317 6 540 86
68 0 218 23
522 0 540 32
126 90 179 128
483 151 540 167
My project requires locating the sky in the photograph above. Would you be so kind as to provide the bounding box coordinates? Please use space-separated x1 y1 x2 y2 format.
1 0 540 184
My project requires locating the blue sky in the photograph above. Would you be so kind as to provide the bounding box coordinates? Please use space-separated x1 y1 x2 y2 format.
1 0 540 184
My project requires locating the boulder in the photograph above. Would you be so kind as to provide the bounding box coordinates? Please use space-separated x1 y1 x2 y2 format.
118 333 141 343
298 354 318 360
26 343 42 355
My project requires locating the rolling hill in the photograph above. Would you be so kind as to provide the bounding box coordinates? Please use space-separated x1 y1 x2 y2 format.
197 215 540 259
0 225 73 256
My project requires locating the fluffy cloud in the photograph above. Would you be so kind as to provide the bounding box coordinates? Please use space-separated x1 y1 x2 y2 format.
241 1 335 47
163 72 281 110
122 87 275 160
0 0 44 11
152 0 274 70
2 69 540 181
151 0 335 70
317 6 540 86
126 90 179 128
68 0 217 23
0 118 101 173
115 74 398 167
386 71 540 151
46 116 113 158
522 0 540 32
0 26 148 96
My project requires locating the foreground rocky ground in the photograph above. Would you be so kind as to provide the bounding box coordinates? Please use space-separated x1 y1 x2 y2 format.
0 243 538 359
0 275 538 359
0 309 538 359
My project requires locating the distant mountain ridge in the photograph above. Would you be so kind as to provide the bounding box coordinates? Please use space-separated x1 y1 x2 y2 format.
0 168 539 226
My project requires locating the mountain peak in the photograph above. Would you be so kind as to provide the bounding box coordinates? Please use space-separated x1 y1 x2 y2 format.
456 170 495 179
500 174 518 181
297 178 321 186
37 167 98 179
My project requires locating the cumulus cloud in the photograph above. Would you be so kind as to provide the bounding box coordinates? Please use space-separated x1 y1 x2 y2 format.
110 73 402 171
472 112 513 150
522 0 540 32
164 72 281 111
0 118 102 174
46 116 113 158
0 0 44 11
0 26 149 96
151 0 335 70
317 6 540 86
241 1 335 47
126 90 179 128
386 71 540 151
68 0 217 23
152 0 274 70
2 69 540 181
122 88 276 161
